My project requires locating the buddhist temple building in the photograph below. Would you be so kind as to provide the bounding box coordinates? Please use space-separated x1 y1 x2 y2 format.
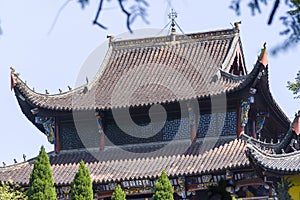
1 21 298 199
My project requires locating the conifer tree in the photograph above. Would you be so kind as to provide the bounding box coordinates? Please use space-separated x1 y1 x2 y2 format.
111 184 126 200
26 146 57 200
152 171 174 200
70 161 93 200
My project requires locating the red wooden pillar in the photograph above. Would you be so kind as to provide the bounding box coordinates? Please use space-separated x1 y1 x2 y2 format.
252 118 257 139
100 133 105 151
190 125 197 144
96 114 105 151
55 118 60 154
188 103 197 144
237 101 244 138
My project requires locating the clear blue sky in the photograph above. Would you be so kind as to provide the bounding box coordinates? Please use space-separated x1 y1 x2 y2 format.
0 0 299 165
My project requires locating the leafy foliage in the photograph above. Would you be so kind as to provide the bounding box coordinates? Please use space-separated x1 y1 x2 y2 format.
287 70 300 98
0 180 27 200
152 171 174 200
207 179 232 200
78 0 149 33
26 146 57 200
70 161 93 200
276 178 294 200
111 184 126 200
229 0 300 55
272 0 300 54
78 0 89 9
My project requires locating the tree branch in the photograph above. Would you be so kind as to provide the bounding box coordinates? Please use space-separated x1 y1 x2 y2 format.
93 0 108 30
268 0 280 25
118 0 133 33
48 0 73 35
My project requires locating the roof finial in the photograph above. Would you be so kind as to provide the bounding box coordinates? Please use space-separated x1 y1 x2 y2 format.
234 21 241 31
10 66 15 74
168 9 177 34
259 42 268 67
168 9 178 42
107 35 114 43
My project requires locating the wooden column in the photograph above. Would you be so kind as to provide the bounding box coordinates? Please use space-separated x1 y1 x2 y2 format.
55 118 61 154
96 113 105 151
237 101 244 138
188 103 197 144
100 132 105 151
252 117 257 139
190 125 197 144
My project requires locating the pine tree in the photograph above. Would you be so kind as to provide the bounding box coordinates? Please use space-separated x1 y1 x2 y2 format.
152 171 174 200
26 146 57 200
111 184 126 200
70 161 93 200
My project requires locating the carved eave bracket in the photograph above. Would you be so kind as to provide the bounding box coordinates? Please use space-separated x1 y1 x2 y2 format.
35 116 56 144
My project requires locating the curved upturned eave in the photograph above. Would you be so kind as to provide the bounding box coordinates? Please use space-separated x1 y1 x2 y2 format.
13 68 258 112
247 142 300 174
259 67 291 128
12 29 275 112
13 75 80 111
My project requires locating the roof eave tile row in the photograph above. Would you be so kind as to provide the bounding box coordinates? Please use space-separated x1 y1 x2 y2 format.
0 139 249 186
247 143 300 174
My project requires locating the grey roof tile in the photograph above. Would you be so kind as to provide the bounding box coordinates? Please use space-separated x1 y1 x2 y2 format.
247 142 300 174
0 139 249 185
13 28 252 111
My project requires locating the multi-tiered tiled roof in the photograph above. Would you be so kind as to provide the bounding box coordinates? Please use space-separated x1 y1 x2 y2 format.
5 24 292 189
13 27 251 111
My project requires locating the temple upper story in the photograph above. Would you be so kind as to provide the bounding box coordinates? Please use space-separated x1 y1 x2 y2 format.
11 25 290 154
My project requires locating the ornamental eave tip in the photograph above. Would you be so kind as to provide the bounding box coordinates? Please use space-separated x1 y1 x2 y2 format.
10 66 15 74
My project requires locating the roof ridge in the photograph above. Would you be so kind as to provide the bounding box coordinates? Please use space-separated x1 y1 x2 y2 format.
111 28 238 48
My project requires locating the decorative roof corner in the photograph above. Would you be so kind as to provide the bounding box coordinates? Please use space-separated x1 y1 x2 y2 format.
10 67 17 90
107 35 114 46
259 42 268 67
234 21 241 32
